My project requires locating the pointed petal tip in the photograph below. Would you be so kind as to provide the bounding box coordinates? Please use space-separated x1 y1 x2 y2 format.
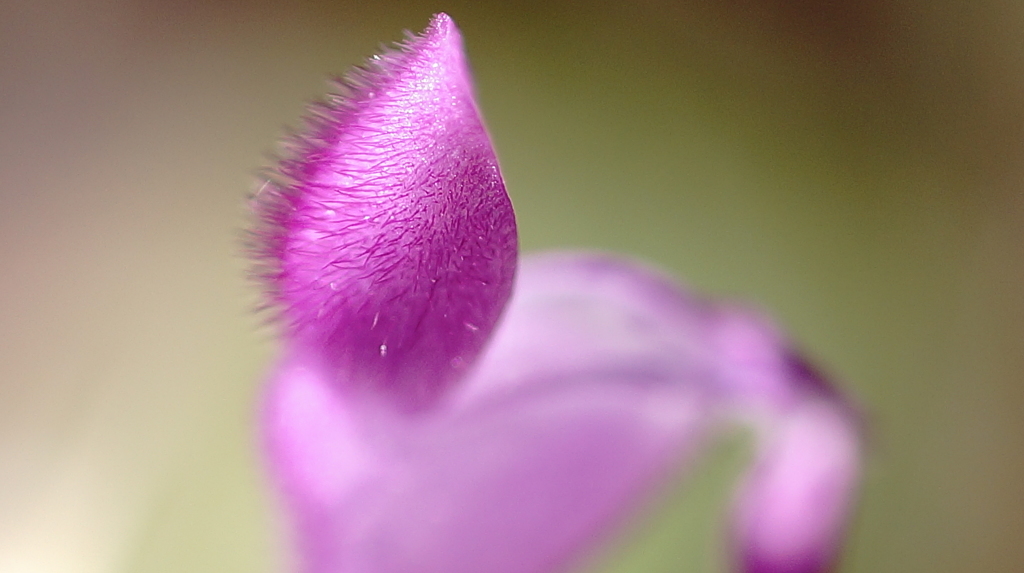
251 12 516 409
427 12 457 34
398 13 463 66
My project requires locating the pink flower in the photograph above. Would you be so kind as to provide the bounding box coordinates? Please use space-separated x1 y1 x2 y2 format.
250 13 862 573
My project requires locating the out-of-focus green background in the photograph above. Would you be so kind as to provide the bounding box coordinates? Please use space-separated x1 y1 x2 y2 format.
2 0 1022 571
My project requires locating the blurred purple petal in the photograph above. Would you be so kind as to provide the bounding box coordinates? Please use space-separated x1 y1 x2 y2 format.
263 340 711 573
251 13 516 408
732 400 861 573
261 252 719 572
454 251 715 408
338 380 708 573
262 251 862 573
263 352 382 571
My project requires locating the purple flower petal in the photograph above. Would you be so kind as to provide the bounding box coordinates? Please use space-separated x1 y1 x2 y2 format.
263 251 862 573
263 327 712 573
732 399 861 573
252 14 863 573
338 380 709 573
453 251 716 409
263 353 381 571
251 13 517 408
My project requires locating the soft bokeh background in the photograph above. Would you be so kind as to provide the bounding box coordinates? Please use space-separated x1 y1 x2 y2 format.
2 0 1022 571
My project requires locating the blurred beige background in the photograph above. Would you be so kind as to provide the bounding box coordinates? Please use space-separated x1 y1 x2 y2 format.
1 0 1022 571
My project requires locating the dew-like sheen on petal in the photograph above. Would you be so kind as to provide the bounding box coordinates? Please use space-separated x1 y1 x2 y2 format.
251 13 517 408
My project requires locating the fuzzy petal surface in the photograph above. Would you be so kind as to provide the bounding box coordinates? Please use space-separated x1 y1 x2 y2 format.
252 13 517 408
